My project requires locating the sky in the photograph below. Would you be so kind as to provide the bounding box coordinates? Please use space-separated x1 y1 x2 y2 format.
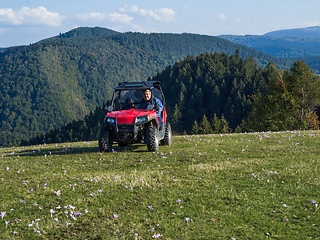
1 0 320 47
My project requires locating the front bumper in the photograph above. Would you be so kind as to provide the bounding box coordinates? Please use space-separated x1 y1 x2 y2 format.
106 120 146 144
116 124 142 143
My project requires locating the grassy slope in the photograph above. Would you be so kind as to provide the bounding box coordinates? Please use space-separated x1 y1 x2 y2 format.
0 131 319 239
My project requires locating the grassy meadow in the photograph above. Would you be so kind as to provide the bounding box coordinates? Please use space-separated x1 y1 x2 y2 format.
0 131 319 239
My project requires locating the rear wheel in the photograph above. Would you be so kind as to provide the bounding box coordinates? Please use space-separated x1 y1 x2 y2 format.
146 122 159 152
161 122 172 145
99 128 112 152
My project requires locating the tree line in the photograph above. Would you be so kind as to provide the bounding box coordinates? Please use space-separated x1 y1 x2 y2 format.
152 50 279 133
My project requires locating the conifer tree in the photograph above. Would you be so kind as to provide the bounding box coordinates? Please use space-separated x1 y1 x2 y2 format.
185 108 196 132
172 103 182 131
199 114 213 134
211 113 222 133
234 125 242 133
220 114 231 133
223 97 234 128
209 85 221 117
192 120 200 135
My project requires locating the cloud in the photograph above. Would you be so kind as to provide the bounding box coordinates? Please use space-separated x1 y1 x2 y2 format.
119 4 176 22
75 12 133 24
217 14 226 20
180 6 190 11
234 18 243 22
285 21 319 31
299 21 319 28
0 7 64 27
130 24 148 33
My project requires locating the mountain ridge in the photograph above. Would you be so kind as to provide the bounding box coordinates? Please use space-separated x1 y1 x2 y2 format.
218 26 320 58
264 26 320 37
38 26 121 43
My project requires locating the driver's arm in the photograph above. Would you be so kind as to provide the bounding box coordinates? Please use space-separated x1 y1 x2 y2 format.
155 98 163 113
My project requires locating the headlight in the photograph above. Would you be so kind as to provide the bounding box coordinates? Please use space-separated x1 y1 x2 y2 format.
136 115 149 124
106 117 115 124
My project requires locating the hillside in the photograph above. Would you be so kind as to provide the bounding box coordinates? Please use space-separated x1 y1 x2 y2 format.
1 131 320 238
39 26 120 43
264 25 320 37
0 27 294 147
218 26 320 59
218 35 320 58
0 47 8 53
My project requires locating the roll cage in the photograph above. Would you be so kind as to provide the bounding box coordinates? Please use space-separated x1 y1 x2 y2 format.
108 81 165 111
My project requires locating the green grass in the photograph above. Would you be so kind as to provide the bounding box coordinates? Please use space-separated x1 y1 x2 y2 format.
0 131 319 239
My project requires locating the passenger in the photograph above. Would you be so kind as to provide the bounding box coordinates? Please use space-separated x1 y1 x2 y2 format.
138 89 163 127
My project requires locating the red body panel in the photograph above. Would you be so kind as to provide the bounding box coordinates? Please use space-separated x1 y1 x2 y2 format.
107 109 159 124
162 106 167 122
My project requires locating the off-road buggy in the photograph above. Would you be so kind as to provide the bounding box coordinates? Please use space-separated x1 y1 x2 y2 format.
99 81 172 152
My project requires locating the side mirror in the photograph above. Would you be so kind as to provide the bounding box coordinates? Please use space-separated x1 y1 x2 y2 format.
107 106 113 112
105 106 113 112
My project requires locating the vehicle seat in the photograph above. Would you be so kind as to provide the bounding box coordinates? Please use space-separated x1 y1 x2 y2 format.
122 98 134 110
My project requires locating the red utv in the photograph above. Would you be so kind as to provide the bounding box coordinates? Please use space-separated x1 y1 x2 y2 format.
99 81 172 152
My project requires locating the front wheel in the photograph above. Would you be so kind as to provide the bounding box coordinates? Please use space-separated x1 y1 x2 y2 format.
146 122 159 152
161 122 172 145
99 128 112 152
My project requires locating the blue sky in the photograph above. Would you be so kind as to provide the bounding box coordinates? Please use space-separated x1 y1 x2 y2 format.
1 0 320 47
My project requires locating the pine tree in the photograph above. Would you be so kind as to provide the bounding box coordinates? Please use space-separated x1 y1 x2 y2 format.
209 85 221 117
172 103 182 131
199 114 213 134
192 120 200 135
220 114 231 133
185 108 196 132
234 125 242 133
223 97 234 128
211 114 222 133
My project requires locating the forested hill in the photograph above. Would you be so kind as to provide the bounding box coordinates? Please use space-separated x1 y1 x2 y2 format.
1 27 292 147
218 35 320 58
218 34 320 71
39 27 120 43
218 26 320 59
264 26 320 37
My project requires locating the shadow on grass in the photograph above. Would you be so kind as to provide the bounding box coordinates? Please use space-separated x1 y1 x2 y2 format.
118 144 148 153
2 143 149 158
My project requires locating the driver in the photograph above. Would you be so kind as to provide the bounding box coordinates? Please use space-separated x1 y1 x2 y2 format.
138 89 163 127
